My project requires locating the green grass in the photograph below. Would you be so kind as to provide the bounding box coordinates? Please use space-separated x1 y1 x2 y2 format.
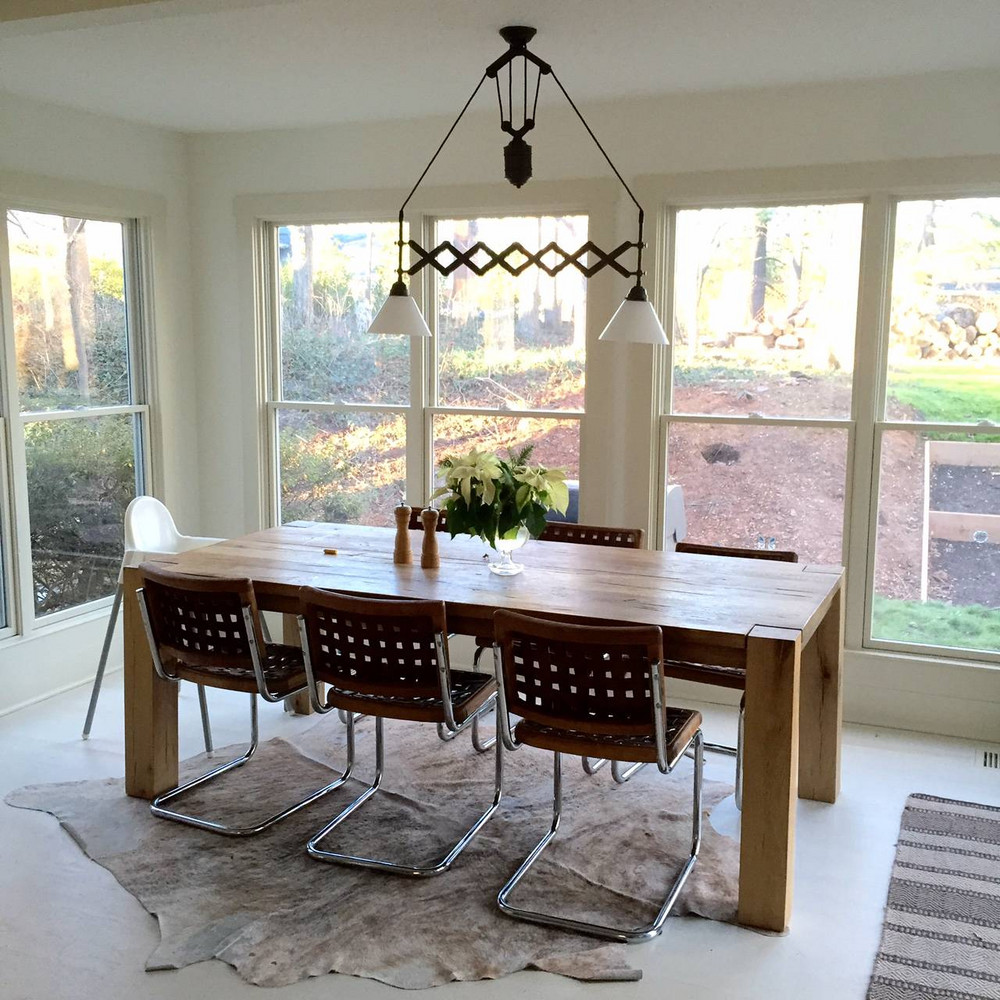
888 367 1000 426
872 595 1000 653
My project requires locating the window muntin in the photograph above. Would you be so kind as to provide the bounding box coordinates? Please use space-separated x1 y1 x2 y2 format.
278 222 409 406
886 198 1000 423
5 209 147 620
435 215 587 412
671 204 863 419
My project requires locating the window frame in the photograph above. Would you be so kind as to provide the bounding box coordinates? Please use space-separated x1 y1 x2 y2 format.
258 215 424 527
643 167 1000 669
0 205 152 633
654 196 866 573
255 196 601 531
864 194 1000 665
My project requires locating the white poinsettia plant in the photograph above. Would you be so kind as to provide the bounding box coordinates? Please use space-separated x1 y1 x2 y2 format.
430 444 569 547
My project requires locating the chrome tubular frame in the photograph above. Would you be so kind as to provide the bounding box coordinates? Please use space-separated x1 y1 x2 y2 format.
581 756 608 775
138 592 352 837
492 644 522 753
701 693 744 811
434 631 497 751
306 712 503 876
151 698 357 836
436 708 498 753
497 731 704 943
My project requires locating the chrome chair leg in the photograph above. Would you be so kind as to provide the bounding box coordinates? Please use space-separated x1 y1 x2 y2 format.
307 714 503 876
582 758 644 781
611 760 647 783
83 582 214 755
471 707 497 752
735 695 744 812
497 732 704 943
82 583 123 739
436 697 497 753
151 695 355 837
700 700 745 813
197 684 213 756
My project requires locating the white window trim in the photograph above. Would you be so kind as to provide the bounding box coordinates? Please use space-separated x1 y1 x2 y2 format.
640 158 1000 669
0 206 152 635
248 183 615 531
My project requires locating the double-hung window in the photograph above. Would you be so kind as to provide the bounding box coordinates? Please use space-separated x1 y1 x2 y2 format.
429 214 586 500
870 197 1000 657
2 209 149 623
661 202 864 562
266 220 413 526
263 212 588 525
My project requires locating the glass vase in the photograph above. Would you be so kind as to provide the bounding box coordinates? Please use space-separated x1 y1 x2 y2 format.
489 526 530 576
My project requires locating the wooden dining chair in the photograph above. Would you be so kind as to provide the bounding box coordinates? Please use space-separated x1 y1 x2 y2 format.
671 542 799 810
538 522 644 547
674 541 798 562
136 565 351 836
408 506 449 531
296 589 502 876
491 610 703 943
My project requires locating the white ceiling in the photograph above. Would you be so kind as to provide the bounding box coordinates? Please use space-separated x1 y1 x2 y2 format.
2 0 1000 133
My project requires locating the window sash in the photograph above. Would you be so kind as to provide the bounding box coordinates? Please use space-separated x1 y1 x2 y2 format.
0 210 150 635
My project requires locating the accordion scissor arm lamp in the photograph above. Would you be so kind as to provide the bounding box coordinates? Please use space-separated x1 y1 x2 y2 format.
368 26 668 345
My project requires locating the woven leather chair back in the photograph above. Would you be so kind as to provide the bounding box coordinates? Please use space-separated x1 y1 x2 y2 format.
408 508 449 531
299 589 448 700
675 542 798 562
539 522 644 548
138 564 265 672
493 611 664 737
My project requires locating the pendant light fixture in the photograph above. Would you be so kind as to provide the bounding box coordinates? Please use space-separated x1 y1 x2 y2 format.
368 26 667 345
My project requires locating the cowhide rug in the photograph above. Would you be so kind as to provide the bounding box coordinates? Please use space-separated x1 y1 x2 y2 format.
5 715 738 989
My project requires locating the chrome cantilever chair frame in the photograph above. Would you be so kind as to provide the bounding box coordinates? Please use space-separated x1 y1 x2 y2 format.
296 605 502 877
492 633 704 943
137 589 350 837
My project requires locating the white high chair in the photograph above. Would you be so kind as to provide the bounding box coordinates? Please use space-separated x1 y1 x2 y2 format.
81 496 223 751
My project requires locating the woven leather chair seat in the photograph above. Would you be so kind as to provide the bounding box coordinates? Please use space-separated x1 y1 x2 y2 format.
171 643 307 696
514 705 702 767
326 668 496 725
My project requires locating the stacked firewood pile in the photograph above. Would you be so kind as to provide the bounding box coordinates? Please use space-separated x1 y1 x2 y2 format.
890 304 1000 361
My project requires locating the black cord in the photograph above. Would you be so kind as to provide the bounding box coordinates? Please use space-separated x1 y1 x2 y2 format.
400 71 489 216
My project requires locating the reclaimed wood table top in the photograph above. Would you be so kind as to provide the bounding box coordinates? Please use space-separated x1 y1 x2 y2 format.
160 522 842 657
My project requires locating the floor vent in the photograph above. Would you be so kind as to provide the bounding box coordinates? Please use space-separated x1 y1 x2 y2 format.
976 747 1000 770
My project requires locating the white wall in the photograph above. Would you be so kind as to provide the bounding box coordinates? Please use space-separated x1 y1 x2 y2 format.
0 90 201 714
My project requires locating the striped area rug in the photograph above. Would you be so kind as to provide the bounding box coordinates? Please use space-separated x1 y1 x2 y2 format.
868 793 1000 1000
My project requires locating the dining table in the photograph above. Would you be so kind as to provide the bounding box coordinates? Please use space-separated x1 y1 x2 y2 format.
121 520 843 935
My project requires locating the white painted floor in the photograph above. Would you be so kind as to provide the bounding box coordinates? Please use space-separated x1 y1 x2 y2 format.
1 674 998 1000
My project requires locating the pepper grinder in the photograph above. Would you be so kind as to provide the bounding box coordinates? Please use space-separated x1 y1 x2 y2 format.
393 503 412 565
420 508 440 569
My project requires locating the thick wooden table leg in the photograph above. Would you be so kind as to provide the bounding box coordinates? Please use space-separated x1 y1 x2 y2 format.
737 625 801 932
282 612 315 715
123 566 178 799
799 582 843 803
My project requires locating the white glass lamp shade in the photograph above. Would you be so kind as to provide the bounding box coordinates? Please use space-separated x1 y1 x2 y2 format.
368 280 431 337
598 285 668 345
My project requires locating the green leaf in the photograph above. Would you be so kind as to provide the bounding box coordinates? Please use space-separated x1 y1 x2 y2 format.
524 502 548 538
